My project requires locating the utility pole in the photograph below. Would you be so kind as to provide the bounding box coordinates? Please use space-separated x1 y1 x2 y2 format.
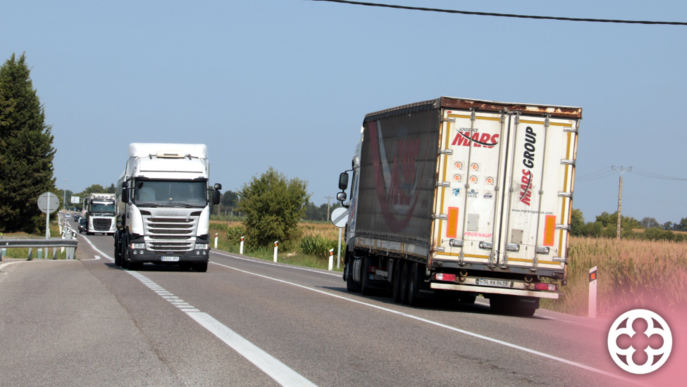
63 179 67 209
324 196 335 222
612 166 632 239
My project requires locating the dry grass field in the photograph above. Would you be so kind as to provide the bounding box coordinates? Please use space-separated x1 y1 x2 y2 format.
541 237 687 316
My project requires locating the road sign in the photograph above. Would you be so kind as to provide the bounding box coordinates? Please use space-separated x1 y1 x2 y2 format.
37 192 60 214
331 207 349 228
70 196 80 204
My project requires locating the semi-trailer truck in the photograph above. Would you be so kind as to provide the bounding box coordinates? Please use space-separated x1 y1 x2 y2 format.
84 193 116 235
337 97 581 316
114 143 222 272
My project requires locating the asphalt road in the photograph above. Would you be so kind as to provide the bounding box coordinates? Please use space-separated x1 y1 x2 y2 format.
0 225 643 386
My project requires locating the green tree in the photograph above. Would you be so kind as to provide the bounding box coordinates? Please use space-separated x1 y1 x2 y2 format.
0 53 56 233
570 208 585 236
239 167 309 249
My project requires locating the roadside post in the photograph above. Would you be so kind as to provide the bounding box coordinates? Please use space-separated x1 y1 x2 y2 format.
240 236 244 255
589 266 598 318
37 192 59 239
330 207 349 270
214 233 218 249
328 249 334 271
274 241 278 263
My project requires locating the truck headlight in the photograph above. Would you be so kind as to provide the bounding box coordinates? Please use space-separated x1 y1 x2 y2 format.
195 244 209 250
130 243 145 249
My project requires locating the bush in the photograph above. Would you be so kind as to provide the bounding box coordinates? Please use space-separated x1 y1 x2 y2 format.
300 235 345 258
226 225 246 244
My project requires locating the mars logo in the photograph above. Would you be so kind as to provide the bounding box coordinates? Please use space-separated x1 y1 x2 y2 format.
607 309 673 375
518 127 537 206
369 120 429 232
452 130 499 148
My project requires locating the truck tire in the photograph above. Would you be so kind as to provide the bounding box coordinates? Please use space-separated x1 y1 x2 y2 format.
345 262 360 293
114 240 121 267
392 260 402 303
460 293 476 305
407 262 423 307
360 256 372 296
194 262 208 272
400 261 410 305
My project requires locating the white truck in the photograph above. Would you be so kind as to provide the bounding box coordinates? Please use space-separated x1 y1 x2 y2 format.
337 97 582 316
114 143 222 272
84 193 116 235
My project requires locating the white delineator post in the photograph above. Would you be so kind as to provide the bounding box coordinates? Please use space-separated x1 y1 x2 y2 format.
589 266 598 318
214 233 218 249
273 241 278 263
240 236 244 255
328 249 334 271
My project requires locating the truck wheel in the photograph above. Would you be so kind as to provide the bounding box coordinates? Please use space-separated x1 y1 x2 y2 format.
407 262 423 307
114 241 121 267
345 262 360 293
399 261 410 305
392 260 402 303
360 256 372 296
194 262 208 272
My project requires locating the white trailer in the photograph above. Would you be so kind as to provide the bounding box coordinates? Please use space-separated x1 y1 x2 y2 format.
114 143 222 272
337 97 582 316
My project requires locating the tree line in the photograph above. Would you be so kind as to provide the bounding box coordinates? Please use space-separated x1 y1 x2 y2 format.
571 209 687 242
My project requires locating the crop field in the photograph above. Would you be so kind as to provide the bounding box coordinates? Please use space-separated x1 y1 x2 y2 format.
541 237 687 316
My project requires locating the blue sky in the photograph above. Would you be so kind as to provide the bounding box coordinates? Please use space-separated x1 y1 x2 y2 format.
2 0 686 224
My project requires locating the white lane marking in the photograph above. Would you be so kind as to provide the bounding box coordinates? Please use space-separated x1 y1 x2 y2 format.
212 251 341 278
79 234 318 387
209 261 647 387
0 261 25 270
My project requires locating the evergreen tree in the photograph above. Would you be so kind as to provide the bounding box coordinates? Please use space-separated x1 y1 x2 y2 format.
0 53 56 233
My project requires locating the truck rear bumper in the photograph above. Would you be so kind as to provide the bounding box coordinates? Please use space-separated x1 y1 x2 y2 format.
430 283 559 299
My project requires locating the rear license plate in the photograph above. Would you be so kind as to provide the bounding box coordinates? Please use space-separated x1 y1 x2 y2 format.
477 278 513 288
161 256 180 262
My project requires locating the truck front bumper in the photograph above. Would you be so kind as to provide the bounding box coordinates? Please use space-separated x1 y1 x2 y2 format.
127 249 211 264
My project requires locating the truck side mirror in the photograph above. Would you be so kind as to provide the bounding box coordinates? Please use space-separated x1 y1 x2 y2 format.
122 188 129 203
213 189 221 205
338 172 349 190
214 183 222 190
337 192 347 202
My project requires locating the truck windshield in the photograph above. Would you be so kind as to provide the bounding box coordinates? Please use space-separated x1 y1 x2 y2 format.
91 201 115 213
133 180 207 207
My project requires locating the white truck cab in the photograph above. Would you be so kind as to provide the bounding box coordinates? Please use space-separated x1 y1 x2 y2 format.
114 143 221 272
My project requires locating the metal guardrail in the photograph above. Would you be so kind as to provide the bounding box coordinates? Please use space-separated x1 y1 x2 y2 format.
0 239 78 261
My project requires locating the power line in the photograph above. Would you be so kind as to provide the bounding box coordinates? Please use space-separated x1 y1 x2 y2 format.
310 0 687 26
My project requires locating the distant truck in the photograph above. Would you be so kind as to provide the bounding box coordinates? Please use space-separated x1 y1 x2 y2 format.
84 193 116 235
337 97 582 316
114 143 221 272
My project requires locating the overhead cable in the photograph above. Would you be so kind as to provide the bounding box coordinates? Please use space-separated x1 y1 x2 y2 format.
310 0 687 26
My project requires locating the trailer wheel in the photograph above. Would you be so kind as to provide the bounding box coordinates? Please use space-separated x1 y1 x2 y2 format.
407 262 423 307
360 256 372 296
392 260 402 303
399 261 410 305
346 262 360 293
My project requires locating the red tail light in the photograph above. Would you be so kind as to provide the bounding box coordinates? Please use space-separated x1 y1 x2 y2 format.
535 283 557 292
434 273 456 282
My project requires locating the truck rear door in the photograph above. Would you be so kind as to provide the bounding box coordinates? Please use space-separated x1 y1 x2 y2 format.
433 109 579 274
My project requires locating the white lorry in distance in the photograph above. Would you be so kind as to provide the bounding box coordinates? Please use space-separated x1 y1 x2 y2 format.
114 143 222 272
337 97 582 316
84 193 116 235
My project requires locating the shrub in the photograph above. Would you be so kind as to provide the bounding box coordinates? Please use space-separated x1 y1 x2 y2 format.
300 235 345 258
226 225 246 244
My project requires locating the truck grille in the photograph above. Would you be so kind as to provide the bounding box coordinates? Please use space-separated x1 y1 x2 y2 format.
144 216 196 252
93 218 112 231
